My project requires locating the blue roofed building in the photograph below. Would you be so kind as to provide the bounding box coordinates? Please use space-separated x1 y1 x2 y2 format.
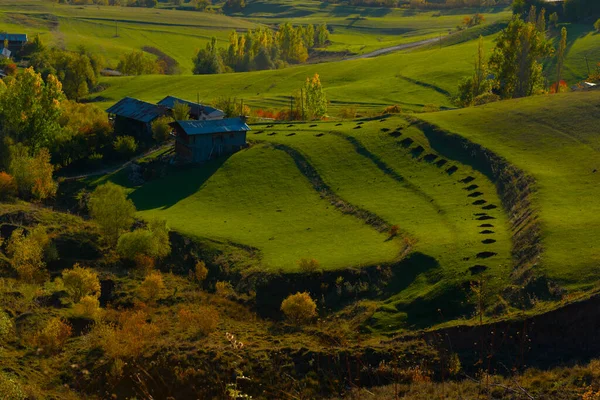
170 118 249 162
0 34 27 54
106 97 167 139
157 96 225 121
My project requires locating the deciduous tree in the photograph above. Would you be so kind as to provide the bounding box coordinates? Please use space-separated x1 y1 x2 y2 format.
489 16 553 99
88 182 136 246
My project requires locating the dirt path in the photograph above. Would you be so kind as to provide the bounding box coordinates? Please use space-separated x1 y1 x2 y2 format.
344 36 442 60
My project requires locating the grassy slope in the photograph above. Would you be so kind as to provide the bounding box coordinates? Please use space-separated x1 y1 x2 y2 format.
123 144 401 271
93 35 494 113
0 0 512 72
257 118 512 329
0 0 257 73
420 91 600 290
236 0 511 54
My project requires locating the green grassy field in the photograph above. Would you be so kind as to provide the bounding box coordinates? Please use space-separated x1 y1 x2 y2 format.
255 118 512 328
93 35 495 114
420 91 600 290
120 143 402 271
0 0 513 72
0 0 257 73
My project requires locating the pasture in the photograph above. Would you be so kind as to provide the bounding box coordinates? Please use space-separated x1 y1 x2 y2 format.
420 91 600 291
113 143 403 271
0 0 512 72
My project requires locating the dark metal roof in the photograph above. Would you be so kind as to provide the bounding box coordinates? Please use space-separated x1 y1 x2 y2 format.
171 118 250 136
106 97 164 123
157 96 224 118
0 34 27 42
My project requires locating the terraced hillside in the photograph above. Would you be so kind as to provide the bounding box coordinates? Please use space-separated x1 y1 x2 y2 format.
126 143 402 271
420 91 600 291
256 118 513 329
107 115 514 329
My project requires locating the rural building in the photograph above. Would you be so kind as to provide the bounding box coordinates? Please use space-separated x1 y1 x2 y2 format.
106 97 167 139
171 118 249 162
0 33 27 54
158 96 225 121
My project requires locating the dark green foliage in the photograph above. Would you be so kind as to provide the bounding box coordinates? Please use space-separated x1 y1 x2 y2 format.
192 37 224 75
489 16 553 99
113 136 138 159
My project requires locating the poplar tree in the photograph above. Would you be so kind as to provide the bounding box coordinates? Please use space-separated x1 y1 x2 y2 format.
555 27 567 93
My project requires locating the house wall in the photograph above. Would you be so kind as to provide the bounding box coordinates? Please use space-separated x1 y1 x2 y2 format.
175 130 247 162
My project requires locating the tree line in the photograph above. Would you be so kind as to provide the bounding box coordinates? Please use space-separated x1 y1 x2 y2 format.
192 23 330 74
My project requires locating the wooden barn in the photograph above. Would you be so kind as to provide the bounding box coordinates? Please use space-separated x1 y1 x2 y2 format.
157 96 225 121
171 118 250 162
106 97 167 140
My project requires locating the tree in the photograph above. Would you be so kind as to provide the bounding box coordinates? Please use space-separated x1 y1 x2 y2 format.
595 19 600 32
299 73 327 119
192 38 224 75
139 271 164 302
0 68 64 162
117 219 171 261
192 260 208 284
6 226 49 283
117 51 158 75
280 292 317 325
88 182 136 246
316 24 329 47
536 7 546 33
62 264 101 303
555 27 568 94
455 36 493 107
0 172 17 201
113 136 137 159
224 0 245 11
151 116 172 143
33 317 72 355
488 16 553 99
9 146 57 200
549 12 559 28
172 101 190 120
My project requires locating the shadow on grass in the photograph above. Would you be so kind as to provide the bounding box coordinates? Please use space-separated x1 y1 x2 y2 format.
419 122 495 181
383 252 440 296
129 155 231 211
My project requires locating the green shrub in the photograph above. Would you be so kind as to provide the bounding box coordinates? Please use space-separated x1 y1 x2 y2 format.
6 227 49 283
62 264 101 303
0 310 13 342
191 260 208 284
73 295 103 321
113 136 138 159
139 271 165 302
595 18 600 32
33 317 72 354
151 116 173 143
281 292 317 325
117 219 171 261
